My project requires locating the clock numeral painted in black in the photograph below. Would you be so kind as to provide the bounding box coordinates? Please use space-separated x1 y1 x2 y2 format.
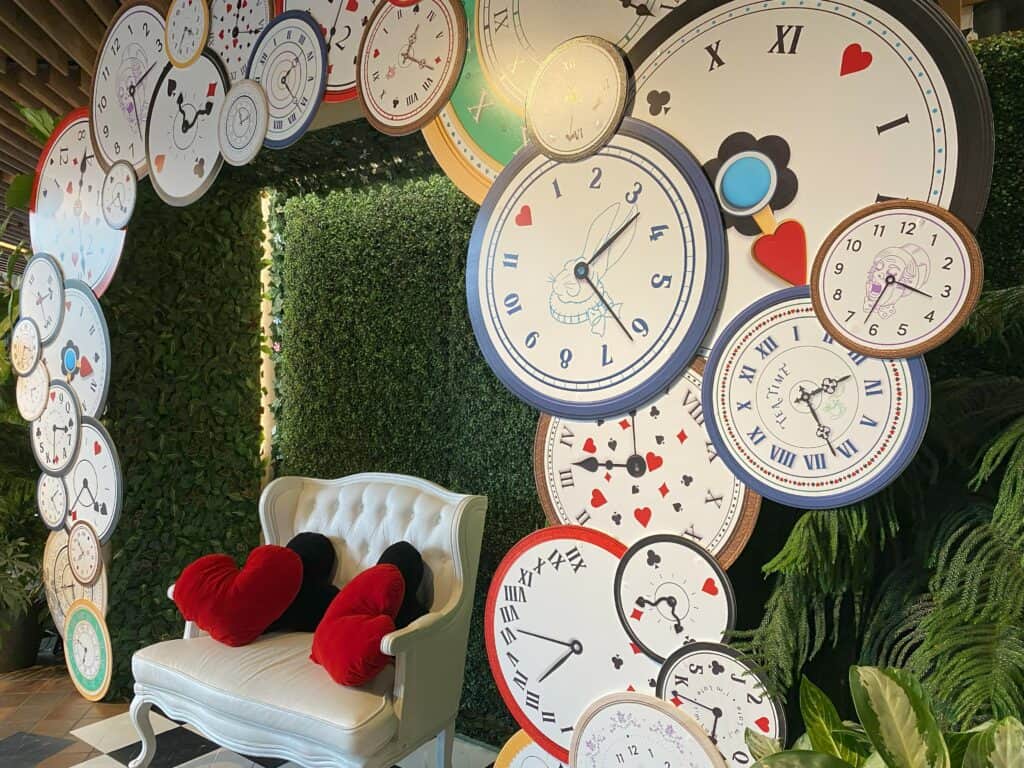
769 25 804 54
877 114 911 134
705 40 724 70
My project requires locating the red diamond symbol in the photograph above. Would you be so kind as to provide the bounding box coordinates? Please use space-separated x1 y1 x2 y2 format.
671 696 682 707
627 685 636 692
630 608 643 621
619 419 631 430
630 642 642 655
677 429 688 443
659 483 669 497
207 82 218 97
604 472 612 483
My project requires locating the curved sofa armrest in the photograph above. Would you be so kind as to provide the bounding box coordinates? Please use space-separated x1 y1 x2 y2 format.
167 582 208 640
380 612 446 656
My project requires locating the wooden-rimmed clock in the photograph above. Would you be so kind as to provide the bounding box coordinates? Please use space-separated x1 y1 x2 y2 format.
165 0 213 68
64 599 113 702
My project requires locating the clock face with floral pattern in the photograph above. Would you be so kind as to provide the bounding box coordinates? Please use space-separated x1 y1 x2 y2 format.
41 281 111 419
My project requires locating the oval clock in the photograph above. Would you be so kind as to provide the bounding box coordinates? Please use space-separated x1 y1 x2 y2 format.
209 0 275 83
101 161 138 230
218 79 270 166
494 730 562 768
278 0 369 103
64 599 113 702
43 529 109 639
67 418 123 545
18 254 65 344
68 521 104 587
165 0 212 68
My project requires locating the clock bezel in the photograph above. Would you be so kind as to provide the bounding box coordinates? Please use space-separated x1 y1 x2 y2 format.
31 380 82 477
165 0 213 68
63 598 113 702
36 471 69 532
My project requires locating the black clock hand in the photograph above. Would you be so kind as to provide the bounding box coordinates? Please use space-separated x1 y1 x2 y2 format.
537 640 583 683
573 457 629 472
895 280 933 299
673 693 718 715
708 708 723 744
588 211 640 266
630 411 638 456
582 273 633 341
796 386 837 456
518 629 576 648
327 0 346 45
798 375 852 401
866 275 894 322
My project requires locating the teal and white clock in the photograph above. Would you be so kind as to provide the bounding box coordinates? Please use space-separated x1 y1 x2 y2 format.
64 598 113 701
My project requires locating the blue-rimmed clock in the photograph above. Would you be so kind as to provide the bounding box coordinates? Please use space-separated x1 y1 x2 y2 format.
703 286 931 510
467 117 726 420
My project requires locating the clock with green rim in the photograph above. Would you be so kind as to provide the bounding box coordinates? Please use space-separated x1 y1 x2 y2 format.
64 599 113 702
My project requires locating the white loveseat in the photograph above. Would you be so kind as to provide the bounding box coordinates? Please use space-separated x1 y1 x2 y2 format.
128 473 487 768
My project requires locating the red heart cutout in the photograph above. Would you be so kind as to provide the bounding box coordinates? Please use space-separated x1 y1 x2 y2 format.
645 452 664 471
225 3 232 10
373 48 380 58
65 182 73 194
583 438 597 454
591 489 607 508
93 441 102 456
515 205 533 227
634 507 652 528
49 391 56 402
79 357 93 377
346 0 359 10
701 578 719 596
755 717 771 733
154 154 167 173
753 220 807 286
840 43 873 76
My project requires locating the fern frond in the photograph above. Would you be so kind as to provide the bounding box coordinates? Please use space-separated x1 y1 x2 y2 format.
964 284 1024 347
929 378 1024 468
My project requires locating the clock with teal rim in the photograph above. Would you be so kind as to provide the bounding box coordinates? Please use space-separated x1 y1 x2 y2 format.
64 598 113 701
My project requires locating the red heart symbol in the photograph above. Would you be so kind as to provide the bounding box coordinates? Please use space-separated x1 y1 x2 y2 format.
71 253 78 266
583 438 597 454
702 578 719 596
755 717 771 733
840 43 872 76
219 29 225 39
65 301 71 310
753 220 807 286
634 507 652 528
591 489 607 508
93 441 102 455
154 154 167 173
515 205 533 227
346 0 358 10
50 391 56 402
645 452 664 471
65 182 73 194
225 3 232 10
373 48 380 58
79 357 93 377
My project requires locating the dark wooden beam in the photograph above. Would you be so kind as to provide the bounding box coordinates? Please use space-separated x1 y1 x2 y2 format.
0 63 46 111
83 0 121 25
12 0 97 76
48 0 107 50
44 67 86 110
0 24 38 75
0 100 46 149
0 132 40 169
16 69 74 117
0 4 70 77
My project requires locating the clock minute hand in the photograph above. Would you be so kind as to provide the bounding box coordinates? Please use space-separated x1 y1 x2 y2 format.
517 629 575 648
588 211 640 266
582 274 633 341
536 640 582 683
573 457 629 473
895 280 933 299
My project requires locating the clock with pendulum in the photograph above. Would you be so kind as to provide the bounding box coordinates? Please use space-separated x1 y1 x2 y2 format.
64 599 113 701
208 0 275 83
18 254 64 344
43 529 108 639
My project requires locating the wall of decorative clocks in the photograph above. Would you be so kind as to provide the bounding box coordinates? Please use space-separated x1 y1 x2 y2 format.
279 0 368 103
43 529 109 640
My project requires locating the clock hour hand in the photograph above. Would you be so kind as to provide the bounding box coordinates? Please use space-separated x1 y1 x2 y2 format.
672 692 717 715
536 640 583 683
587 211 640 267
795 386 836 456
895 280 933 299
573 457 629 473
798 375 852 401
865 275 894 322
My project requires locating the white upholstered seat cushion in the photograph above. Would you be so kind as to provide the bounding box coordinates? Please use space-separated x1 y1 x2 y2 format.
132 633 398 755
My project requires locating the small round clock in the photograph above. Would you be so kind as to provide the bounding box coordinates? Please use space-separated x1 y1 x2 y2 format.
209 0 274 83
495 730 562 768
570 692 726 768
10 318 41 376
18 254 64 344
101 161 138 230
525 36 628 162
147 51 230 206
247 10 328 148
486 526 662 762
64 599 113 702
166 0 212 68
43 529 108 639
68 521 104 587
37 472 69 532
467 117 725 420
279 0 370 103
31 380 81 477
91 2 168 176
29 111 127 297
218 79 270 166
704 286 932 510
811 201 983 358
41 280 111 419
17 362 51 423
657 643 787 767
67 418 123 545
614 534 736 663
356 0 467 136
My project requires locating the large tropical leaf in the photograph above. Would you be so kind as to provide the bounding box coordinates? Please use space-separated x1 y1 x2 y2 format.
746 729 782 761
963 718 1024 768
755 752 854 768
801 676 860 764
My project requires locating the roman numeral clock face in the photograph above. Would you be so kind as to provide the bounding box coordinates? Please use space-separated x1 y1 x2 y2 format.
280 0 372 102
42 281 111 420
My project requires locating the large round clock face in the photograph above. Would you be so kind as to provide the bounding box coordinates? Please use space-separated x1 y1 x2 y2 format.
571 693 726 768
279 0 370 102
209 0 275 83
357 0 467 136
247 11 328 148
101 161 138 230
19 255 64 344
91 2 168 176
29 111 127 297
614 535 736 662
67 418 123 545
17 362 51 423
43 529 108 639
147 52 230 206
41 281 111 419
486 527 662 762
495 731 562 768
811 201 982 358
535 360 760 568
31 381 81 477
704 287 931 509
11 318 41 376
166 0 212 68
657 643 787 768
64 599 113 702
468 118 725 420
37 472 69 532
629 0 993 355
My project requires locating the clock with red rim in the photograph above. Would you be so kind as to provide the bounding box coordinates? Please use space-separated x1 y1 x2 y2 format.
42 280 111 419
11 318 41 377
68 521 103 587
166 0 213 68
66 418 123 545
357 0 468 136
209 0 275 83
18 362 51 423
613 534 735 663
37 473 69 532
485 526 661 762
278 0 369 102
31 380 81 477
703 286 931 510
657 643 787 768
18 254 64 344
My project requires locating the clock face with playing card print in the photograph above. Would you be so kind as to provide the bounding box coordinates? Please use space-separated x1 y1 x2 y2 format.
614 534 735 663
146 51 230 206
279 0 370 102
628 0 993 355
19 254 64 344
704 286 931 509
657 643 787 768
66 418 123 545
357 0 468 136
209 0 275 83
31 381 81 477
494 730 563 768
486 527 662 763
535 360 760 568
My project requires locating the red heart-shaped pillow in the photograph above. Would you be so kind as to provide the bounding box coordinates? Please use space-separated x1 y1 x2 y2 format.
323 563 405 620
174 545 303 647
311 614 397 686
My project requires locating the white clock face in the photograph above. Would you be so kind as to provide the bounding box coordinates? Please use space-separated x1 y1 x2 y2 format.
37 472 69 531
525 36 628 161
30 112 127 297
208 0 274 83
468 118 725 420
658 644 787 768
495 731 563 768
92 4 168 176
101 161 138 230
42 281 111 419
11 318 41 376
571 693 725 768
477 0 682 111
73 618 102 678
246 11 328 148
31 381 81 476
812 202 982 358
281 0 371 101
357 0 468 136
68 521 103 586
147 53 229 206
19 254 64 344
67 419 123 545
17 362 51 423
486 527 662 762
43 531 108 639
629 0 992 355
704 287 931 510
166 0 212 67
614 535 735 662
218 79 270 165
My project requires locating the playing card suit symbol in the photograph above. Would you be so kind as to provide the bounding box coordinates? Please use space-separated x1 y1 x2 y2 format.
193 157 206 178
682 475 693 487
78 357 93 377
226 3 232 10
219 29 225 39
65 181 73 194
392 98 400 109
611 513 622 525
154 154 167 173
646 549 661 567
93 441 102 456
646 89 671 117
753 219 807 286
346 0 359 9
711 660 725 675
655 435 664 445
590 489 607 508
672 502 682 512
755 717 771 733
583 437 597 454
631 485 639 495
167 78 178 97
645 452 664 471
71 254 78 266
49 391 56 402
649 406 660 418
701 578 719 596
514 205 532 227
611 654 623 670
373 48 381 59
634 507 652 528
608 438 618 451
434 56 441 64
840 43 873 76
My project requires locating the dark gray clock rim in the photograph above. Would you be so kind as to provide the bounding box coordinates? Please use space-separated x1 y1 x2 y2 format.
61 280 113 420
612 533 738 664
625 0 994 232
36 467 68 533
19 254 65 346
75 417 124 546
31 379 81 478
655 640 789 748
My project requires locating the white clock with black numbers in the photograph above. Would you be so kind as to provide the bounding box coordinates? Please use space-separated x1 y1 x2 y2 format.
218 79 270 165
37 473 69 532
101 161 138 230
10 318 41 376
468 117 725 420
279 0 371 103
704 287 931 510
208 0 274 83
31 381 81 477
658 643 787 768
42 281 111 419
66 418 123 545
19 254 64 344
166 0 212 68
68 521 103 587
18 362 51 423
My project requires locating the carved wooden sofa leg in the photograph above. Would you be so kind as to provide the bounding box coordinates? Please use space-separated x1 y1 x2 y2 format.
128 697 156 768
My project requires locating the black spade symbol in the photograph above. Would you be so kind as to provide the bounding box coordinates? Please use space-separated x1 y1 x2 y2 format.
631 485 640 495
673 503 682 512
612 513 622 526
612 655 623 670
193 157 206 178
608 438 618 451
682 475 693 487
167 78 178 97
711 660 725 676
647 549 661 567
392 98 400 109
649 678 657 688
596 419 605 426
655 435 665 445
650 406 661 418
646 89 671 116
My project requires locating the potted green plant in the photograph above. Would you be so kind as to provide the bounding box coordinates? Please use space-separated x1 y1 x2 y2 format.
0 536 42 672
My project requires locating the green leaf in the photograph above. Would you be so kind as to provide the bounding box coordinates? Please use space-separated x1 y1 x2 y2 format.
16 104 58 143
4 174 33 211
946 723 994 768
801 676 859 763
832 728 876 765
963 718 1024 768
849 667 950 768
861 754 886 768
746 728 782 760
755 751 855 768
792 735 813 751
